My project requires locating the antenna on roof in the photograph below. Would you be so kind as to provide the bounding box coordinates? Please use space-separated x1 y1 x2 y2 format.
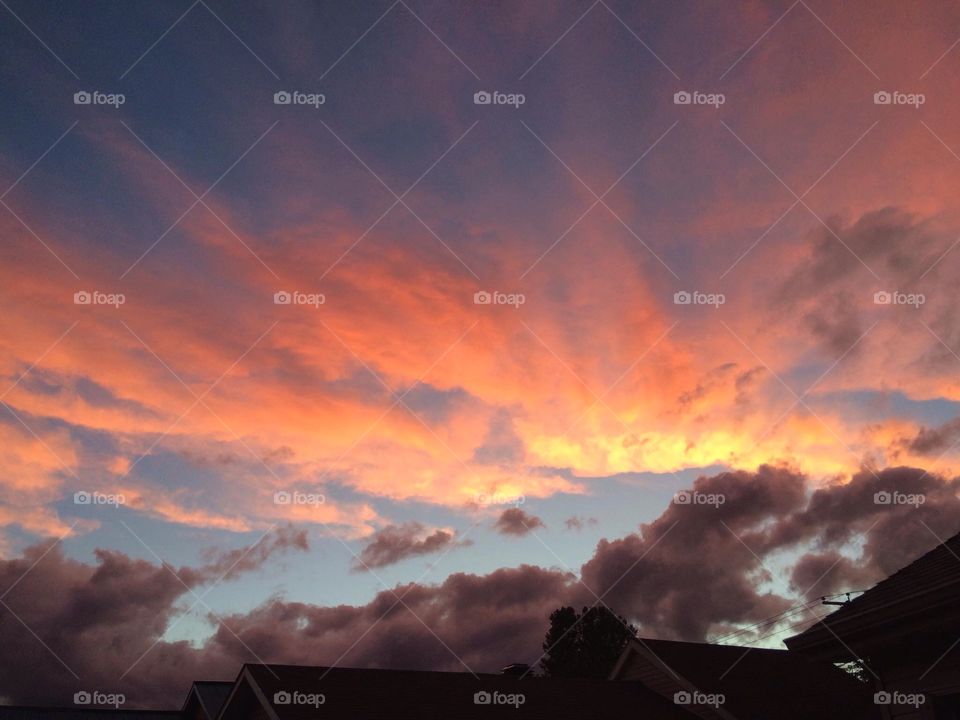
820 590 864 606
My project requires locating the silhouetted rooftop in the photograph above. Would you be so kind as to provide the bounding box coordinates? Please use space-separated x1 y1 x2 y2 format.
613 638 876 720
786 529 960 655
228 663 695 719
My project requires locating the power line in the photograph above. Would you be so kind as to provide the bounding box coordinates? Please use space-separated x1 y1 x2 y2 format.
712 599 822 644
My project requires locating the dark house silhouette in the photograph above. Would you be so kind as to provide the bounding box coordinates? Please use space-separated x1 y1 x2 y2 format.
610 637 877 719
217 663 691 719
786 529 960 719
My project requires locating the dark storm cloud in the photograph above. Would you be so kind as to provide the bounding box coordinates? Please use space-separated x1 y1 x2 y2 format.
221 564 574 675
0 546 572 708
761 466 960 576
0 525 311 707
788 552 877 600
580 465 806 641
353 522 464 570
580 465 960 640
493 508 545 536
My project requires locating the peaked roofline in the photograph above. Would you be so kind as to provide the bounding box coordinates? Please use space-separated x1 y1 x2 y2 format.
179 682 233 714
209 666 274 720
610 639 741 720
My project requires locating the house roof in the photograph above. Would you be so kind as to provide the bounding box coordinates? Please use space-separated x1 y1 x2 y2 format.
181 682 233 720
226 663 696 719
611 638 877 720
785 530 960 657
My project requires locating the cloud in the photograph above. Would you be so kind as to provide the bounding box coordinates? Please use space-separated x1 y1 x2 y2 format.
353 522 465 570
0 525 312 705
197 525 309 582
895 417 960 456
788 552 877 601
581 464 960 641
581 464 805 640
493 508 545 536
564 516 598 531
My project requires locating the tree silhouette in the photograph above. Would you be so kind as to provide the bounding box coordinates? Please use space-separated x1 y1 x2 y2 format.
540 605 637 678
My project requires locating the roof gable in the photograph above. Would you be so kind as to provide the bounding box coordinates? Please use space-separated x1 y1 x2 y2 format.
181 683 234 720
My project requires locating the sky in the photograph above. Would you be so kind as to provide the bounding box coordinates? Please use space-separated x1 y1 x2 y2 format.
3 0 960 708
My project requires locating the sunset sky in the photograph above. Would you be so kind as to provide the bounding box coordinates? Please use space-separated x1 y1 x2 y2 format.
3 0 960 707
